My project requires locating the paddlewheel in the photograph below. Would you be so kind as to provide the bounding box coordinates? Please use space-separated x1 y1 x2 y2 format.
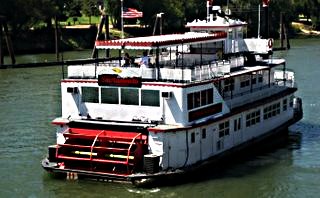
49 128 148 176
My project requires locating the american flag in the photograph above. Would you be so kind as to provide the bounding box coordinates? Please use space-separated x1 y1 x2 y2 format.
262 0 271 7
122 8 143 19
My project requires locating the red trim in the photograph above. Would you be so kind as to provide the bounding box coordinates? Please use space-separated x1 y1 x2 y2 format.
67 128 147 141
62 79 97 83
187 24 247 29
52 121 68 125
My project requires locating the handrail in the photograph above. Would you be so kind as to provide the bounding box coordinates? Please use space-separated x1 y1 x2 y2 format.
90 130 105 161
126 133 142 165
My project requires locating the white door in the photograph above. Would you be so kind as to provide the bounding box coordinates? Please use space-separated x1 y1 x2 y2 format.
233 117 243 145
188 129 201 165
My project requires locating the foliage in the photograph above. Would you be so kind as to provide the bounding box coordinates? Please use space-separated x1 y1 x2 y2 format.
1 0 320 35
294 0 320 29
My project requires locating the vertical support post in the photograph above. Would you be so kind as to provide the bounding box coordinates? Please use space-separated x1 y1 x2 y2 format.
118 49 122 66
156 46 160 81
230 78 233 99
264 6 269 39
257 4 261 38
280 12 284 49
268 68 271 87
181 42 184 81
283 62 286 86
169 47 172 68
250 73 253 93
200 43 203 66
175 45 178 68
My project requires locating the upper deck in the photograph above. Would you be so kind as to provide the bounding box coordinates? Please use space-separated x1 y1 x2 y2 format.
68 31 279 83
61 32 293 127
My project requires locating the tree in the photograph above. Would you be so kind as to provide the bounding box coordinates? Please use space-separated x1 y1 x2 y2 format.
82 0 99 24
65 0 82 25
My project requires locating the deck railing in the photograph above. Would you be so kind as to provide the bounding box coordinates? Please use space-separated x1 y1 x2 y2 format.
67 60 232 82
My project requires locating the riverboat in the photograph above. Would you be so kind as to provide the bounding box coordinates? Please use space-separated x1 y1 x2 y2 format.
42 5 303 185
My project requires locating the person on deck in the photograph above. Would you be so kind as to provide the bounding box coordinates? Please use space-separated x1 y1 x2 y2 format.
123 53 131 67
139 51 149 67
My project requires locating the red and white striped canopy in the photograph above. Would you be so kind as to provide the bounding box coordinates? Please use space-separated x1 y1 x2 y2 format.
95 32 227 50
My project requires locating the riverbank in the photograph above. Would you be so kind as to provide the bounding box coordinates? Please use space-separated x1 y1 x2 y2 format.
2 25 151 57
292 22 320 38
2 22 319 58
6 26 97 55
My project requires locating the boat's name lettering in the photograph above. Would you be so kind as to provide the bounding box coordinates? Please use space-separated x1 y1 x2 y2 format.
98 74 142 87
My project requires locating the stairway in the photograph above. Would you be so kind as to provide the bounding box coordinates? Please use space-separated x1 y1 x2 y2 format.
54 128 148 175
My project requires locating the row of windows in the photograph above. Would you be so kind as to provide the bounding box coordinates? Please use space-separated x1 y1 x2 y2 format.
240 75 263 88
223 73 264 91
190 121 230 143
187 88 214 110
246 110 261 127
81 87 160 107
189 97 290 143
263 102 281 120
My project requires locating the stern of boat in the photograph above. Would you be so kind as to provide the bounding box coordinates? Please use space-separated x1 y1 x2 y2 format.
42 127 152 181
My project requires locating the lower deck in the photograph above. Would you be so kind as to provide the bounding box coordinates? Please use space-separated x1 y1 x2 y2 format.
45 90 302 179
42 97 302 184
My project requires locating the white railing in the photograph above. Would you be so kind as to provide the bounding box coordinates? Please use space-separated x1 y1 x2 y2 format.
67 60 232 82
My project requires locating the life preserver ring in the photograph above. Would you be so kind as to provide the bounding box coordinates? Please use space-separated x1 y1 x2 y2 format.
268 39 273 48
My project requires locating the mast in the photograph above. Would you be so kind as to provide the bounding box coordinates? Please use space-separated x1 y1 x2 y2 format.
262 0 270 38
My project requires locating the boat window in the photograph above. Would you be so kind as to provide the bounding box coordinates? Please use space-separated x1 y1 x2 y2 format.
219 121 230 138
187 88 214 110
121 88 139 105
202 128 206 139
283 99 288 111
81 87 99 103
258 75 263 83
194 92 201 108
289 96 294 107
141 90 160 107
263 102 281 120
234 117 241 132
207 89 213 104
201 90 207 106
187 93 194 110
240 79 250 88
246 110 260 127
101 88 119 104
191 132 195 143
238 30 243 39
251 78 257 85
224 78 235 92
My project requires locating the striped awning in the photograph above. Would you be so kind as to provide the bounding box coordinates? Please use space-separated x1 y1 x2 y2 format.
95 32 227 50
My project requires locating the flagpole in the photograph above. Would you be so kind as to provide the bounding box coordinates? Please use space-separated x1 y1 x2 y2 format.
121 0 124 39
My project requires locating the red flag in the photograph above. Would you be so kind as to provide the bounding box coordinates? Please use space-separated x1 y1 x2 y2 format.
262 0 270 7
122 8 143 19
